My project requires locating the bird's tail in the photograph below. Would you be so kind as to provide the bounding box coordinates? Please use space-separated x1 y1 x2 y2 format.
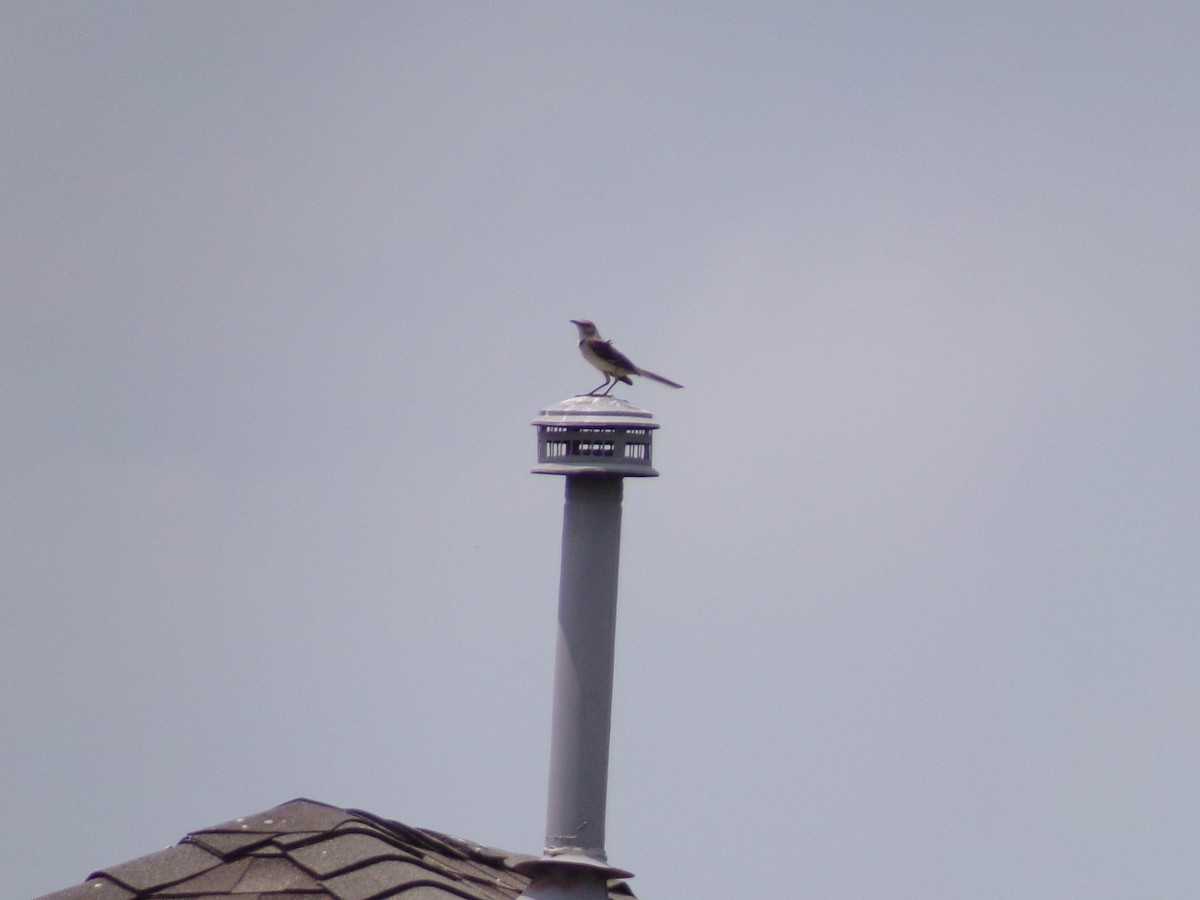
636 368 684 389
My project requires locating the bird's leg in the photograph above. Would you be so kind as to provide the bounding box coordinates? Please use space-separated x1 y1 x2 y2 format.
586 376 609 396
600 378 616 396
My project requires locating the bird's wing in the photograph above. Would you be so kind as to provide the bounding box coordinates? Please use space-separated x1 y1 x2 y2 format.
589 339 640 373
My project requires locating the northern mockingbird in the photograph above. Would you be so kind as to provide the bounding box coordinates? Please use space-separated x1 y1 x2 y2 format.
570 319 683 395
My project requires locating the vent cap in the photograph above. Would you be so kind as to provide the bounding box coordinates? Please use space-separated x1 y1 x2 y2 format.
532 395 659 477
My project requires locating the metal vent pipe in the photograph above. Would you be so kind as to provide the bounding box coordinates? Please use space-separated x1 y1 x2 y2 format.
544 474 623 859
518 396 658 898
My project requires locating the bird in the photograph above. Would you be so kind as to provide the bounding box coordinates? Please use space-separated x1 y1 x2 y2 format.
570 319 683 395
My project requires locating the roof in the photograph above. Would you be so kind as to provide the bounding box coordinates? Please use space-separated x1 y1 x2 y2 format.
36 798 636 900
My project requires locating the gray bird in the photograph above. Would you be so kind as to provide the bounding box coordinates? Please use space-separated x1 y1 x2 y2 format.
570 319 683 395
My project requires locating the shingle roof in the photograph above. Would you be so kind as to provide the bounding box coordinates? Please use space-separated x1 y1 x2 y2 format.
35 798 636 900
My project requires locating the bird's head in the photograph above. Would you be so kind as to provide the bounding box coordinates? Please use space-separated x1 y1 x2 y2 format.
570 319 599 339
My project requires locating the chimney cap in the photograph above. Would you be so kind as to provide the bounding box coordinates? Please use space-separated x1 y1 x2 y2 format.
532 395 660 477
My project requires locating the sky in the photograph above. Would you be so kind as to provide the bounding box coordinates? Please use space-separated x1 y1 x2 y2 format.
3 3 1198 898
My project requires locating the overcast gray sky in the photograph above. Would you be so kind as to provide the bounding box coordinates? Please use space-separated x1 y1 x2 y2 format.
4 4 1198 898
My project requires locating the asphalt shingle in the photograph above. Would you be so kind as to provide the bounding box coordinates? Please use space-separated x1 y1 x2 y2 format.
35 798 635 900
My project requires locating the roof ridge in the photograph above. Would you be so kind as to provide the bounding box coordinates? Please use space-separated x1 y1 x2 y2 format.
344 806 471 858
